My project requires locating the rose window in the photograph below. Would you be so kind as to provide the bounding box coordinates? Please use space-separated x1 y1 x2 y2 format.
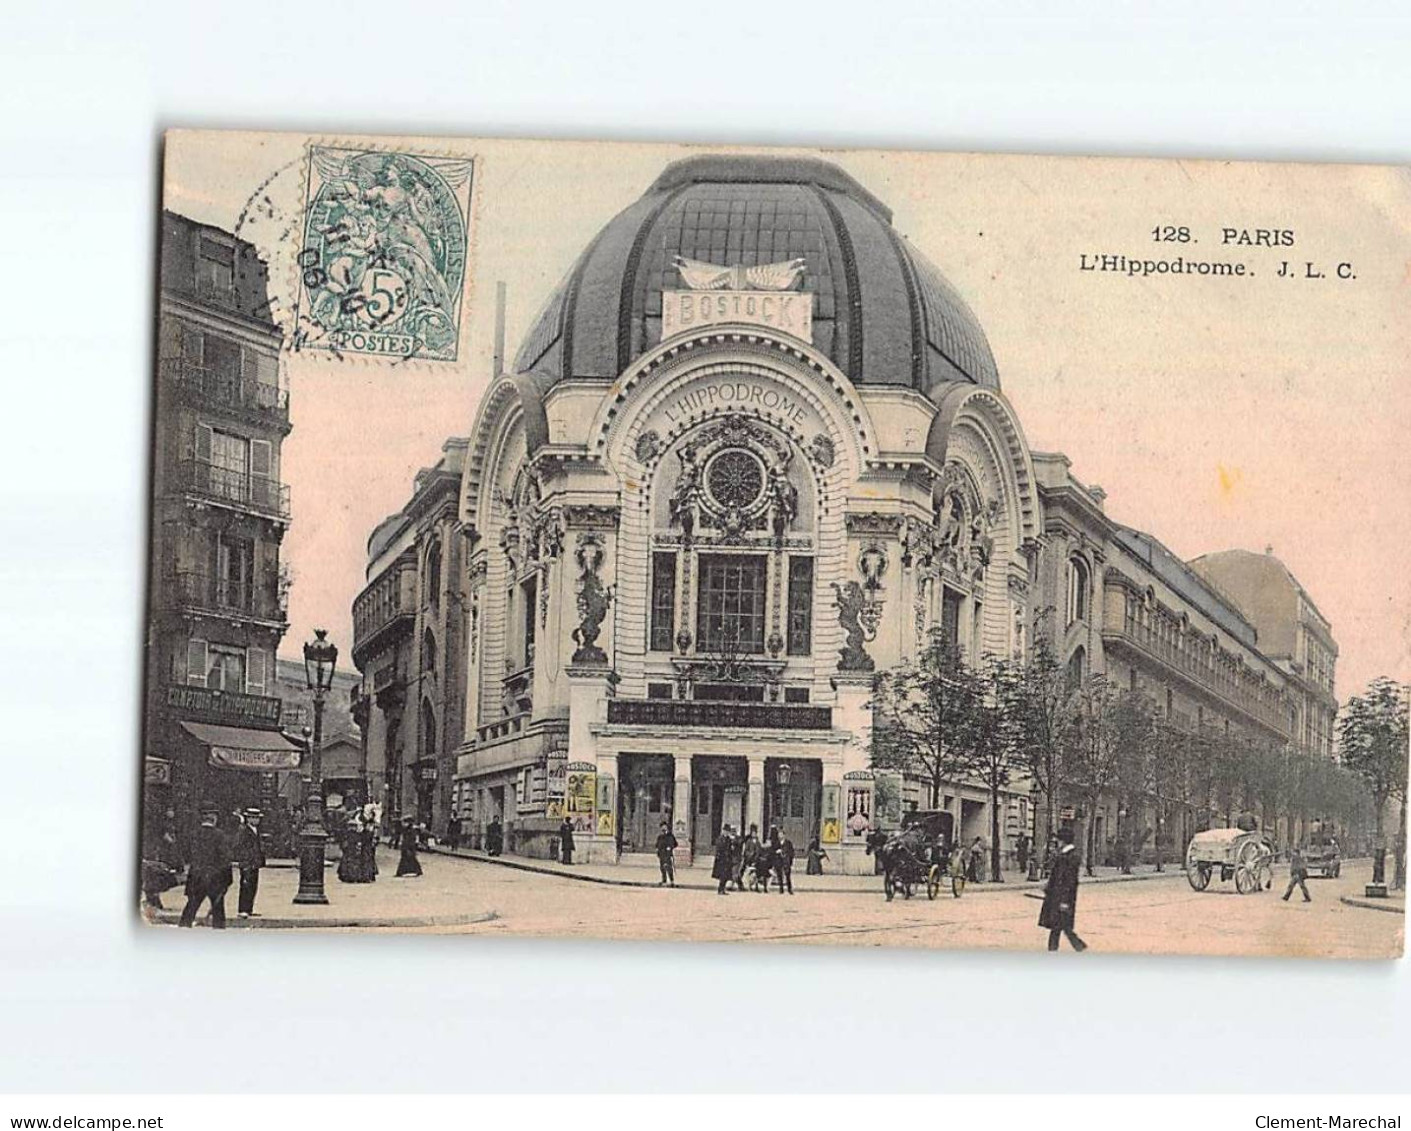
706 449 765 510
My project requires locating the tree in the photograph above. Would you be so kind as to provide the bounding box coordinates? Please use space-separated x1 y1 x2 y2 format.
974 656 1024 882
1065 675 1127 876
1338 677 1410 890
1005 612 1076 856
870 631 984 811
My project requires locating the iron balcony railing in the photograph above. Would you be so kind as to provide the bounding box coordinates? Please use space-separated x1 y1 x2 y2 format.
1102 619 1291 736
175 459 291 520
352 567 418 664
161 358 289 417
606 698 833 731
165 569 285 622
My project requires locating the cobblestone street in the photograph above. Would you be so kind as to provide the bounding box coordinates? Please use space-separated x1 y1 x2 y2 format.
154 849 1403 958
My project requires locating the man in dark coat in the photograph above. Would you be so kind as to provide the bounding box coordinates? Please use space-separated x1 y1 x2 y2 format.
712 825 738 895
179 804 233 928
558 818 576 865
1038 826 1087 951
774 829 795 895
654 821 678 886
486 815 504 856
1282 846 1312 902
232 808 266 918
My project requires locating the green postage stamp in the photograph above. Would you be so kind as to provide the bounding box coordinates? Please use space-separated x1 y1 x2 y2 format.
295 146 473 361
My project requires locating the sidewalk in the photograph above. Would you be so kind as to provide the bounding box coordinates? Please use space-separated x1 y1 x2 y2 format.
144 848 499 929
426 844 1190 895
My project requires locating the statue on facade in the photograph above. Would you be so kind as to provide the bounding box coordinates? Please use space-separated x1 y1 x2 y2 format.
833 580 876 673
571 534 613 665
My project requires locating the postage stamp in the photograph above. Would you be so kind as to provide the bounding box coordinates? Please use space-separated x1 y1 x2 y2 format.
294 146 474 362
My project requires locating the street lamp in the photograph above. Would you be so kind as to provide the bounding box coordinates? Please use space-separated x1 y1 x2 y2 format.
294 628 338 905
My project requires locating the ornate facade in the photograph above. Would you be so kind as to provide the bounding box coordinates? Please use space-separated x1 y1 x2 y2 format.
361 154 1336 871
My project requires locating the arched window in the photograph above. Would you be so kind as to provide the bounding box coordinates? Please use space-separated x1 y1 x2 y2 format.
420 698 437 760
421 627 437 675
425 538 442 609
1066 556 1090 625
1065 646 1086 691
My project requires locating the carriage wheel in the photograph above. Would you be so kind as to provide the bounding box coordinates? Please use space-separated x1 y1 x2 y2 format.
1187 863 1211 891
952 871 966 898
926 865 941 900
1235 865 1256 895
884 873 895 902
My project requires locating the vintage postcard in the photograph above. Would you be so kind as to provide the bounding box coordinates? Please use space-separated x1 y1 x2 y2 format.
140 130 1408 958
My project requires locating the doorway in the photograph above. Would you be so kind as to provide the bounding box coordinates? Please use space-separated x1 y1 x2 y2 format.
763 758 821 848
618 753 674 853
691 756 746 853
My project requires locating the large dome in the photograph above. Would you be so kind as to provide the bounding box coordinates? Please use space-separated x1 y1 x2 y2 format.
514 154 999 395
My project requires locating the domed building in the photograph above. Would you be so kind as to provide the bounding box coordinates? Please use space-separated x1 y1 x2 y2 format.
354 153 1328 873
451 153 1041 871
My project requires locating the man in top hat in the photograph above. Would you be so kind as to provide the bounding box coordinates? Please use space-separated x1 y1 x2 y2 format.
179 803 234 928
1038 826 1087 952
232 807 266 918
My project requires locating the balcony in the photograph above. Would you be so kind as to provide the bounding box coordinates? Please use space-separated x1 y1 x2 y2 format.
174 459 291 521
164 569 286 623
606 698 833 731
1102 619 1290 736
352 567 418 669
161 358 289 422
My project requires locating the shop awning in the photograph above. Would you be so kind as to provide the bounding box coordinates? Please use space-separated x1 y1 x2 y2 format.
180 721 303 771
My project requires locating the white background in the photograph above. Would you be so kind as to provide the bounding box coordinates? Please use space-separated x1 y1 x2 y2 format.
0 0 1407 1095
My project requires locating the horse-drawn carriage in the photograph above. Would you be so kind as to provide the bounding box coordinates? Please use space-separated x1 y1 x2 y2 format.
1185 827 1274 894
869 809 962 901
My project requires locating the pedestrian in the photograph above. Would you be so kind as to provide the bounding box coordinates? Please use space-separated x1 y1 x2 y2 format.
558 817 576 865
1282 846 1312 903
395 816 422 877
232 807 266 918
968 836 984 883
179 803 233 929
737 824 759 891
712 825 737 895
775 828 795 894
1038 826 1087 952
445 816 462 853
486 814 504 857
806 835 828 875
655 821 678 886
753 831 776 892
1015 833 1031 875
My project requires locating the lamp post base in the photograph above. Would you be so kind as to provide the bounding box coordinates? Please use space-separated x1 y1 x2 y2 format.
293 825 330 905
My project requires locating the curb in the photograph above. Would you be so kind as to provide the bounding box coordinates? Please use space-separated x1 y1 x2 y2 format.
426 846 1187 895
1338 896 1406 916
144 909 499 930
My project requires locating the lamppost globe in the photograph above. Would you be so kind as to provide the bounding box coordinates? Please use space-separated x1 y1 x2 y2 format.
294 628 338 905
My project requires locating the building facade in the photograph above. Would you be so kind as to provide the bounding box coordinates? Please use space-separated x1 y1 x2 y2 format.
356 155 1338 872
1033 455 1314 860
1189 549 1339 762
144 212 298 849
449 156 1043 872
350 440 468 836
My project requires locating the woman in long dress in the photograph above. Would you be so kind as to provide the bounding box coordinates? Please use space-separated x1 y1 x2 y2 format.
395 817 422 877
805 835 828 875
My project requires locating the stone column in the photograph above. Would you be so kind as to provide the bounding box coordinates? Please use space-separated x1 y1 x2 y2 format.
834 672 875 874
673 753 693 866
566 665 613 864
746 756 765 837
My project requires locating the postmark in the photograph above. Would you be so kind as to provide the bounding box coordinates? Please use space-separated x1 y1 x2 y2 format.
294 146 473 362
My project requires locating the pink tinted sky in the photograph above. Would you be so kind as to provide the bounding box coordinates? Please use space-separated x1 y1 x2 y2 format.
164 133 1411 700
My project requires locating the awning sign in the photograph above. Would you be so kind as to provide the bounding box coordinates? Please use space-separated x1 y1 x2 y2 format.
209 745 301 771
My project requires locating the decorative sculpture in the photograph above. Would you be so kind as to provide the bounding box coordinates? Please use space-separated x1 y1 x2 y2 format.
571 533 613 665
833 580 877 673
